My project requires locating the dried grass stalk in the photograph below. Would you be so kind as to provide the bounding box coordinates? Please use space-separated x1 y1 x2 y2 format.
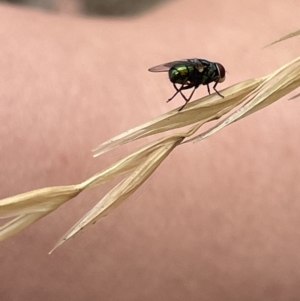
1 53 300 251
51 135 184 253
264 29 300 48
93 77 264 156
186 56 300 143
0 186 83 241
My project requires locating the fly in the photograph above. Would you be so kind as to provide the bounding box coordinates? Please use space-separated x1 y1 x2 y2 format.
148 58 226 111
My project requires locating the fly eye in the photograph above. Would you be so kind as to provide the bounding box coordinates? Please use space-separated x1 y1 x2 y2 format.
215 63 226 82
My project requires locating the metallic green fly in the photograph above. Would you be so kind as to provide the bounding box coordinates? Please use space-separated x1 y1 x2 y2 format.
149 58 226 111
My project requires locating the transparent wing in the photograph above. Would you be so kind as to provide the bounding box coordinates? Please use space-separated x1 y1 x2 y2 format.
148 58 206 72
148 60 192 72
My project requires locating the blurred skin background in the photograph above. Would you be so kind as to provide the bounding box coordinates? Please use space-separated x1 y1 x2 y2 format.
1 0 300 300
1 0 172 15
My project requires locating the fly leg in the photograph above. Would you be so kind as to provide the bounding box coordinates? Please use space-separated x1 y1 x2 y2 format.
168 82 194 102
178 86 197 111
206 84 211 95
213 81 224 98
167 83 196 111
167 83 182 102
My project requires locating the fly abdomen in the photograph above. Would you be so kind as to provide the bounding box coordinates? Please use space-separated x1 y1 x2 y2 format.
168 64 193 84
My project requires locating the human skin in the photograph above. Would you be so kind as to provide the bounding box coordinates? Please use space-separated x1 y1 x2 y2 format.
1 1 300 300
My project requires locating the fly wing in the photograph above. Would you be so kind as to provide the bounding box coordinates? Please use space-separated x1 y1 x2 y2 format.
148 60 192 72
189 58 206 72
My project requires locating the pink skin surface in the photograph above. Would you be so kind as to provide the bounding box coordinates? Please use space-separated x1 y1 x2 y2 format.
1 1 300 300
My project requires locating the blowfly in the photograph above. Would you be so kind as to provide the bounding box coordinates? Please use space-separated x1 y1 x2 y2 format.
148 58 226 111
